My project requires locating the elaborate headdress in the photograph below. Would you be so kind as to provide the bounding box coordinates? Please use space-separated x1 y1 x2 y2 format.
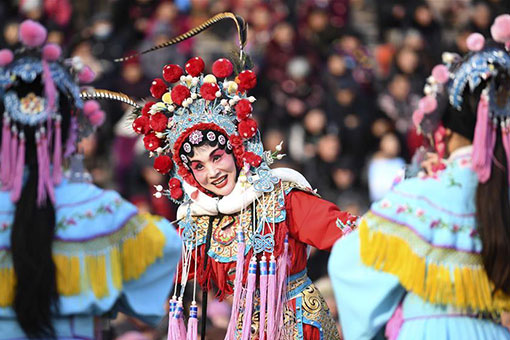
413 14 510 183
129 13 282 203
0 20 140 204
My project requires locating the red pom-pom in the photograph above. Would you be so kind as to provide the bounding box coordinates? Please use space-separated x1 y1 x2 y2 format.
237 70 257 91
150 78 168 99
185 57 205 77
243 151 262 167
171 84 191 105
132 116 151 134
150 112 168 132
212 58 233 78
163 64 183 83
229 134 244 147
78 66 95 83
0 49 13 66
238 118 258 139
83 100 100 116
200 82 219 101
143 132 161 151
168 177 182 189
42 43 61 61
170 187 184 200
142 101 156 116
19 20 47 48
154 155 173 174
235 99 253 120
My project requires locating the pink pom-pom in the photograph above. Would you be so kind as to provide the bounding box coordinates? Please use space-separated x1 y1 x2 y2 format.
491 14 510 43
431 64 449 84
83 100 100 116
419 95 438 114
19 20 47 48
42 43 62 61
412 109 424 127
466 33 485 52
78 66 95 83
89 110 105 127
0 49 14 67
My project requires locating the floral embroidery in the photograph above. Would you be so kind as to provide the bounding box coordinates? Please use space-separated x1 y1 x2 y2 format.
0 222 10 233
56 198 123 231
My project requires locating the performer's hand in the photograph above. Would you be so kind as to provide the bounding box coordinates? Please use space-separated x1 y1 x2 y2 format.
421 152 446 175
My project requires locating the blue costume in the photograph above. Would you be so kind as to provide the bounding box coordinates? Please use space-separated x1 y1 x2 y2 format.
329 147 510 339
0 178 181 339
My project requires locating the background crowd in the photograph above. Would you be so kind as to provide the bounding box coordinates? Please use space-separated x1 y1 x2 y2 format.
2 0 509 338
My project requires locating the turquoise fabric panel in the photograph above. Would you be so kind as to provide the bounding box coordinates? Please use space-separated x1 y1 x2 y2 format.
328 229 405 340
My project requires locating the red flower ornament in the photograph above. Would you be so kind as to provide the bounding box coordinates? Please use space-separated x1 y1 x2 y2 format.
150 78 167 99
200 82 220 100
142 101 156 116
229 134 244 147
244 151 262 167
237 70 257 91
143 132 161 151
150 112 168 132
163 64 183 83
212 58 233 78
132 116 151 134
235 99 253 120
238 118 258 139
168 177 182 189
170 187 184 200
154 155 173 174
171 85 191 105
185 57 205 76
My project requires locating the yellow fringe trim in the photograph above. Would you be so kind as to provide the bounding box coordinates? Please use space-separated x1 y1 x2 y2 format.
0 267 15 307
0 213 166 306
359 215 510 313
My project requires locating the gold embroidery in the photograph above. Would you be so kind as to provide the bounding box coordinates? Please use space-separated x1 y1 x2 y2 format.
301 283 341 339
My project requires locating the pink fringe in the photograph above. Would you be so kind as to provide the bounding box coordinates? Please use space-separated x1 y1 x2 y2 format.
241 257 257 340
385 304 403 340
36 133 46 205
502 125 510 185
42 60 57 114
10 133 25 202
258 257 268 340
0 116 11 189
472 93 495 182
186 303 198 340
52 117 62 184
274 235 289 339
168 298 177 340
266 255 277 340
225 230 246 340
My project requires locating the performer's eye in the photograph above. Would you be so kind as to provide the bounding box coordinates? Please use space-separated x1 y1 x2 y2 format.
192 163 204 171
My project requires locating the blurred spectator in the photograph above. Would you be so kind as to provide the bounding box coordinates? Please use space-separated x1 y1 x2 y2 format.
368 132 405 202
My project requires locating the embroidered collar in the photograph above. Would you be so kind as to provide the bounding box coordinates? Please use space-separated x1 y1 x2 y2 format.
448 145 473 162
177 167 311 219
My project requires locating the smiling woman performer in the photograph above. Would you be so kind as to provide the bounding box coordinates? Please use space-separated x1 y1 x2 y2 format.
129 13 357 340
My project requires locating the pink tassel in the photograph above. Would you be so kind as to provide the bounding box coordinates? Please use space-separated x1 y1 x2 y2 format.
42 60 57 113
241 257 257 340
502 122 510 185
41 133 55 204
225 230 246 340
472 93 495 182
52 116 62 184
10 132 25 202
186 303 198 340
168 298 177 340
0 116 11 188
274 235 289 339
173 300 187 340
385 304 403 340
36 132 47 205
258 256 268 340
266 255 277 340
7 127 18 188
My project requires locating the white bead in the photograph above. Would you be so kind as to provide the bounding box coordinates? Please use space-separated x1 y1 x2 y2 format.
248 96 256 103
191 92 198 99
153 192 162 198
215 91 222 97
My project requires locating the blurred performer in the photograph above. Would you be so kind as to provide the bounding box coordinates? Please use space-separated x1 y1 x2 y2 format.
329 14 510 340
0 20 181 339
127 13 357 340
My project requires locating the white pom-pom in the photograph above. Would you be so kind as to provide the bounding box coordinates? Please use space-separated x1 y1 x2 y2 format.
180 75 186 82
182 101 189 108
155 132 165 139
248 96 256 103
215 91 222 97
220 99 228 106
154 185 163 192
424 85 432 95
229 99 235 106
191 92 198 99
186 75 193 82
233 95 240 102
168 105 175 112
186 97 193 105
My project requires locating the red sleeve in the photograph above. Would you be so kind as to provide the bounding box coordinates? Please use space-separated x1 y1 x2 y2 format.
286 190 358 251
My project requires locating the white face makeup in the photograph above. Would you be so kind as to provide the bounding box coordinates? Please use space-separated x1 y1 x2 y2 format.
188 144 237 196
